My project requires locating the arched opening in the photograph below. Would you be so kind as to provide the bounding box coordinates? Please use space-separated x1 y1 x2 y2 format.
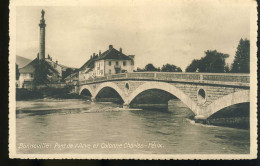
207 102 249 129
125 82 129 90
95 87 124 104
197 88 206 104
129 88 194 116
80 89 92 99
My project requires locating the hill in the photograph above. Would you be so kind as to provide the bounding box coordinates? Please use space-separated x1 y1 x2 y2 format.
16 55 32 68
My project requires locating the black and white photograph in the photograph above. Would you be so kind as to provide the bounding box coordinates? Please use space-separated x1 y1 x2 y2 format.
9 0 257 159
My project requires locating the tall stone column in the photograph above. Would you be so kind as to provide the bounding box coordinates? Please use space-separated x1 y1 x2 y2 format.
39 10 46 60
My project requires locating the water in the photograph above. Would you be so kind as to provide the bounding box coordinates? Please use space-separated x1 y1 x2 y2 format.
16 99 250 154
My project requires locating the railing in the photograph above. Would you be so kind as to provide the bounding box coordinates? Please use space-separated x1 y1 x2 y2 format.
78 72 250 86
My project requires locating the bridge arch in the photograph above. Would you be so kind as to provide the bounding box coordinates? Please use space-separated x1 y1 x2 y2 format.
126 82 200 115
205 90 250 118
79 85 94 96
93 82 127 103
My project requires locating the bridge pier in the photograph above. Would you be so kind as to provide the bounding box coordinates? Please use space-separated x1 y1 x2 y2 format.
91 97 96 102
123 103 129 109
194 115 207 124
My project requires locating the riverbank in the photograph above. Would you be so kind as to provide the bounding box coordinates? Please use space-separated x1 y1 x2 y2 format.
196 103 250 130
16 86 81 101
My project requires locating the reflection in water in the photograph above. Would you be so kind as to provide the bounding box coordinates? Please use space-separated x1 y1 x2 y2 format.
16 99 250 154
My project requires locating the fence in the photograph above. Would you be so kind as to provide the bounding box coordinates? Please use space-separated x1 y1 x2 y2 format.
78 72 250 86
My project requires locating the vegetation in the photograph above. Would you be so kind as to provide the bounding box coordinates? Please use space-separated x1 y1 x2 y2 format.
39 86 80 99
33 60 52 85
185 38 250 73
185 50 229 73
230 38 250 73
161 64 182 72
16 85 81 101
136 63 182 72
144 63 160 71
16 88 43 101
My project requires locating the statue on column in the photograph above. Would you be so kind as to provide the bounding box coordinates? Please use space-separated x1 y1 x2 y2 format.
41 10 45 19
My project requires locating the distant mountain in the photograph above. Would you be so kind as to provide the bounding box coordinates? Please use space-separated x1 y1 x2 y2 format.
16 55 32 68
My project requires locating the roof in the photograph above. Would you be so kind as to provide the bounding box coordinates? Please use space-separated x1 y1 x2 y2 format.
79 47 133 71
79 57 97 70
96 48 132 61
64 72 78 80
45 58 77 70
19 58 59 74
19 58 38 73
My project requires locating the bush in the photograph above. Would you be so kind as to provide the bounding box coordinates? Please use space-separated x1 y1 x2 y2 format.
16 88 43 101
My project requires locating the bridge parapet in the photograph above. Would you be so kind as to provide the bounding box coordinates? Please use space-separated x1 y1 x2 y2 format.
78 72 250 87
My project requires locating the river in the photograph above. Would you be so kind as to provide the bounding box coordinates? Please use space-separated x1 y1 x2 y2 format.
16 98 250 154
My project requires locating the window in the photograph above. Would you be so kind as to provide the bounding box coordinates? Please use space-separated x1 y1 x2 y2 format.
116 61 119 66
109 61 111 66
30 73 33 78
123 61 126 66
109 69 111 74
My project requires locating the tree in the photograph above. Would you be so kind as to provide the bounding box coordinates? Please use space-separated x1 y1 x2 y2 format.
161 64 182 72
224 64 230 73
135 67 144 72
144 63 159 71
231 38 250 73
185 50 229 73
33 60 52 85
16 64 20 80
185 60 200 72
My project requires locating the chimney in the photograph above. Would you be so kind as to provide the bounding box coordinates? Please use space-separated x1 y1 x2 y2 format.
56 60 58 64
128 55 135 66
48 54 50 59
99 50 101 56
128 55 135 59
109 45 113 50
119 48 122 53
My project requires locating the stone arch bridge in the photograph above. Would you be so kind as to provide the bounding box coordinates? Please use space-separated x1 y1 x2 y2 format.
75 72 250 120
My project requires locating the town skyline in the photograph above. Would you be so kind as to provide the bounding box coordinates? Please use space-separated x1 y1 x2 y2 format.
16 1 250 70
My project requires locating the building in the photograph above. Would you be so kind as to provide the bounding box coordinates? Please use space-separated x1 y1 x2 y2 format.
64 72 78 84
18 55 64 88
78 53 97 81
78 45 135 82
18 10 74 88
94 45 134 77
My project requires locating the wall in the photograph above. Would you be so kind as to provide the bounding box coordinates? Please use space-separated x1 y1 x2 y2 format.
104 59 133 75
79 68 94 82
94 60 105 77
19 73 33 88
94 59 134 77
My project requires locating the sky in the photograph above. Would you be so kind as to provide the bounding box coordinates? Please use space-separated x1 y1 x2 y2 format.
16 0 252 70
